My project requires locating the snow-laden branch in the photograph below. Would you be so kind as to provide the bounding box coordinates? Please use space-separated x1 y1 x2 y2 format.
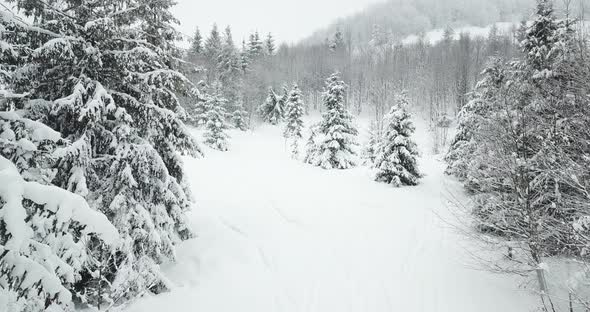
0 155 119 246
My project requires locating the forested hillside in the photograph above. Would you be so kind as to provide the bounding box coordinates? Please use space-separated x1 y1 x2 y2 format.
304 0 533 45
2 0 590 311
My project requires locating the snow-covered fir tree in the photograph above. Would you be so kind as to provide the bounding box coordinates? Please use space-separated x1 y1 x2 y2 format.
203 94 230 151
0 0 202 308
190 27 203 55
279 85 289 118
304 73 359 169
257 87 283 125
0 82 120 311
445 57 505 184
521 0 559 72
283 84 305 158
373 92 421 186
205 23 223 60
217 26 241 104
231 99 249 131
239 39 250 73
204 23 223 82
248 32 265 60
185 90 208 126
265 33 276 56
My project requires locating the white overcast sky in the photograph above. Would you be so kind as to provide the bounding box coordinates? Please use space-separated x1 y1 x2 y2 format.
172 0 384 46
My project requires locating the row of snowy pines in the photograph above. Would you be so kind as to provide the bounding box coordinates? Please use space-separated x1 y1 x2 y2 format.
444 0 590 308
0 0 213 311
189 23 277 73
183 20 279 134
181 22 274 153
189 82 249 152
258 72 422 187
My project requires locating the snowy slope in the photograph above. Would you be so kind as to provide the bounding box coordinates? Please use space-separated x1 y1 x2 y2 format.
123 117 538 312
401 21 590 46
401 22 517 46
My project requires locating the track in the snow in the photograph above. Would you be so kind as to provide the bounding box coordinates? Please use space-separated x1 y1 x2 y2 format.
125 118 537 312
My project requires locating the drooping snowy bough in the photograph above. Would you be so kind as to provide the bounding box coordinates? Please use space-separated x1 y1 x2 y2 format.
0 155 118 312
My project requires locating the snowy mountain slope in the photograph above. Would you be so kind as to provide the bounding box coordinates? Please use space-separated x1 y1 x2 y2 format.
401 22 517 45
400 21 590 46
123 117 538 312
303 0 535 46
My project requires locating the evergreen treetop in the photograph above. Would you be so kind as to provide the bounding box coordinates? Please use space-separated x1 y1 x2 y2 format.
265 32 275 56
190 27 203 55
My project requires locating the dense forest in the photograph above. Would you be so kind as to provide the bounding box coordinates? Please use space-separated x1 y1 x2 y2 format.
183 14 522 153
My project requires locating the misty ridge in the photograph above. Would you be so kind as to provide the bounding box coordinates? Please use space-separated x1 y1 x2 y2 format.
2 0 590 312
306 0 588 45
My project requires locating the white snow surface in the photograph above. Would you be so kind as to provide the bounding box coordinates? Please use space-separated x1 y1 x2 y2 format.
401 22 517 46
124 116 537 312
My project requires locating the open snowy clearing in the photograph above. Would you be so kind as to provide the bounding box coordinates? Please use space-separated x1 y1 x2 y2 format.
124 117 537 312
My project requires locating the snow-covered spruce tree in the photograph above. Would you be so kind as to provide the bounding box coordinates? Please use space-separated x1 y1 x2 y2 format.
248 31 265 60
0 12 114 312
203 93 230 151
305 73 359 169
257 87 283 125
231 99 249 131
239 39 250 73
373 92 421 186
279 85 289 118
361 121 381 167
449 2 590 288
1 0 201 307
445 57 505 184
204 23 222 82
265 33 275 56
283 84 305 158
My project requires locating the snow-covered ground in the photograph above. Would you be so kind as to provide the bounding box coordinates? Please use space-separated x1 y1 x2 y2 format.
123 117 538 312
